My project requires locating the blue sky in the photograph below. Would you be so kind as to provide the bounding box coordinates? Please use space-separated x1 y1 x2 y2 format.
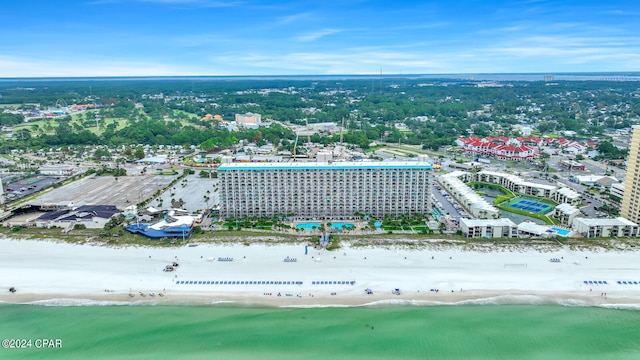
1 0 639 77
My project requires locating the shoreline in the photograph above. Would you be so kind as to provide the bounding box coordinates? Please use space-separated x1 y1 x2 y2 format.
1 236 640 308
4 291 640 309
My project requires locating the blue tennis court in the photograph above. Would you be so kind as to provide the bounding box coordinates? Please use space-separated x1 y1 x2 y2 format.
505 196 555 214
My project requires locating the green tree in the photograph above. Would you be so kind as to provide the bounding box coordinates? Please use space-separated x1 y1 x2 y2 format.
134 147 145 159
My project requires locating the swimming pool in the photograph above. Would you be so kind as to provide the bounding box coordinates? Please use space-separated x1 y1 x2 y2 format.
296 222 355 230
550 227 571 236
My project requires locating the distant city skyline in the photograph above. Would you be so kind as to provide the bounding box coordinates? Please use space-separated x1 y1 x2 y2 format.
1 0 639 77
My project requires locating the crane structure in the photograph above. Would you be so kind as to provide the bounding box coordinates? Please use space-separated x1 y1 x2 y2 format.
292 132 299 162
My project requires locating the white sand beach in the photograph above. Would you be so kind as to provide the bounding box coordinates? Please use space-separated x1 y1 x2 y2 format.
1 237 640 307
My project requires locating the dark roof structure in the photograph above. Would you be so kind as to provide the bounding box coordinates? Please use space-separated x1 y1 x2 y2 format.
37 205 119 222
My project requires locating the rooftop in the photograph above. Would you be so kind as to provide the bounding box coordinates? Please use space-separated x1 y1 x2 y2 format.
478 170 556 190
555 203 580 214
461 218 516 227
557 187 581 199
573 217 638 227
440 172 498 213
517 222 551 235
218 161 432 171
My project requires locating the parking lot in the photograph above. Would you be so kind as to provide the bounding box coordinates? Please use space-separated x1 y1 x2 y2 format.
3 176 61 202
28 173 177 209
431 182 467 223
151 174 218 214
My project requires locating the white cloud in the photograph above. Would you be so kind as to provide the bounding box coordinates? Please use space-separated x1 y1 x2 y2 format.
169 33 234 46
0 56 211 77
605 9 640 16
88 0 243 7
276 12 312 25
211 50 447 75
295 29 345 42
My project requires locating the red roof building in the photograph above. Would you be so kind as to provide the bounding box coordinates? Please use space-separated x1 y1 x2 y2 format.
456 136 540 160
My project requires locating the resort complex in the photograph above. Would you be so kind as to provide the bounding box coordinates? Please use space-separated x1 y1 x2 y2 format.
455 135 592 160
439 170 581 214
2 77 639 242
455 136 540 160
219 159 432 219
437 169 640 239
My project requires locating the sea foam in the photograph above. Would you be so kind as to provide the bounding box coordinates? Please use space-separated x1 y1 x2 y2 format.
21 298 157 307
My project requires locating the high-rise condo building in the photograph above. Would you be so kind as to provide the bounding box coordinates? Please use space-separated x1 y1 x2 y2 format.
621 125 640 223
218 161 432 219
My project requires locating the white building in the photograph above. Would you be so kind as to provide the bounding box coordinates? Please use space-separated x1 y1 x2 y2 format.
316 151 333 163
38 166 76 176
554 187 581 205
571 175 617 187
517 222 553 238
439 171 499 219
235 113 262 129
460 218 518 238
553 203 581 226
572 217 640 238
473 171 555 198
610 182 625 200
219 161 432 219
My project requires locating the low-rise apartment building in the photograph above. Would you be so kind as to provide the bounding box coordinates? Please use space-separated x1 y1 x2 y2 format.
572 217 640 238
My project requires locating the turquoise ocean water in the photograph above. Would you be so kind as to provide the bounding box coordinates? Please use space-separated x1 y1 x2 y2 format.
1 304 639 359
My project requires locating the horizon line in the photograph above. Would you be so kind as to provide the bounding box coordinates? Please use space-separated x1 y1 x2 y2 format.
2 71 640 81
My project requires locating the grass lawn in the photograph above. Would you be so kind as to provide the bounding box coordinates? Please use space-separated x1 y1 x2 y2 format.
468 181 558 225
